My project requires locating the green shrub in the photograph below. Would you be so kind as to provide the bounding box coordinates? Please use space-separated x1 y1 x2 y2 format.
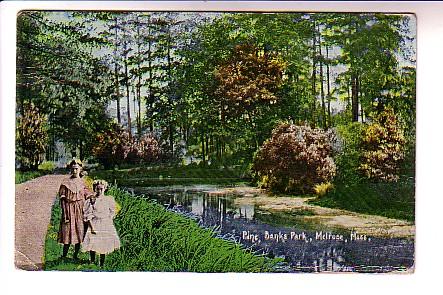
359 107 406 182
38 161 56 172
16 161 55 184
252 123 336 194
314 182 334 197
334 122 365 185
309 177 415 221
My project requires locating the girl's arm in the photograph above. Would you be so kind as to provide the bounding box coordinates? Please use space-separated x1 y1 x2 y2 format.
83 199 96 234
59 186 69 223
83 199 95 222
88 220 96 234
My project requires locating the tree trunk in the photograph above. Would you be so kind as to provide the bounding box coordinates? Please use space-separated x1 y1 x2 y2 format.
124 57 131 136
114 17 121 124
201 132 206 165
148 36 154 132
351 73 359 122
132 86 139 136
359 78 364 122
326 45 332 127
136 18 142 137
311 19 317 127
318 29 326 129
169 122 174 157
167 26 173 156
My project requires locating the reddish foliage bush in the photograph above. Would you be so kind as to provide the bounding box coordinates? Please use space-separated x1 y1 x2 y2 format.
92 123 160 168
252 123 336 194
359 107 406 182
133 134 161 163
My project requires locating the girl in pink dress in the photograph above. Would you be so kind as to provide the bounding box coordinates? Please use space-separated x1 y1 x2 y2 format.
82 180 120 267
58 159 92 260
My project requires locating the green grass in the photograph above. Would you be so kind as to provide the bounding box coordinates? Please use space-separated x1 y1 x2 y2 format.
16 161 57 184
89 165 248 187
15 170 45 184
309 149 415 222
309 177 415 222
44 186 280 272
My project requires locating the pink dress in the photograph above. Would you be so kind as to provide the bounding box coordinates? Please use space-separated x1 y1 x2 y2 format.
82 196 121 254
58 177 91 244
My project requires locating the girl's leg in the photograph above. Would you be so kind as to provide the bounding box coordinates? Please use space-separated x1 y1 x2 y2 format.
99 254 105 267
90 251 96 264
73 243 80 260
62 244 70 258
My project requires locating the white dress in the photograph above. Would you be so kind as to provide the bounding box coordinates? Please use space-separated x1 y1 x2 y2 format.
82 195 121 254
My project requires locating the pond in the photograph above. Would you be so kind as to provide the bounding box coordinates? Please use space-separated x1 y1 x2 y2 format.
132 186 414 273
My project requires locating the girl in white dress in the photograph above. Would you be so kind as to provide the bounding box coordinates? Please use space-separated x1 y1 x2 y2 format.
82 180 120 267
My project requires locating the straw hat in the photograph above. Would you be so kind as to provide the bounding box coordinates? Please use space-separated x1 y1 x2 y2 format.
67 158 83 169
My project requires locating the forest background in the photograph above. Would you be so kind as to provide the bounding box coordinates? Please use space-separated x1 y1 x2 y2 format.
16 11 415 174
15 12 416 222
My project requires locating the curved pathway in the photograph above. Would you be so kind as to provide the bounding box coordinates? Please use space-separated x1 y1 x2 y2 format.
15 174 66 270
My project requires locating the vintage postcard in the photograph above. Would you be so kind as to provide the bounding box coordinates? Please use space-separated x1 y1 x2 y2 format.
14 8 416 274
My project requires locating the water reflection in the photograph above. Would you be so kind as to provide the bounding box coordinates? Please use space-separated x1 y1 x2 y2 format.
139 189 414 273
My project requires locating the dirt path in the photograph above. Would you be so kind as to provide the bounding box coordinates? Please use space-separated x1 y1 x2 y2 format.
15 174 66 270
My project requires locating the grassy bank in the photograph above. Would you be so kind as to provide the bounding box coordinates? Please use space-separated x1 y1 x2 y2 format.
309 177 415 222
308 148 415 222
44 186 279 272
89 165 248 187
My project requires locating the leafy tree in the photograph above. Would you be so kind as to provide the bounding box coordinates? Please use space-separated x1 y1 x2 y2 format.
215 43 286 126
359 107 406 182
16 11 415 172
16 11 114 160
16 103 48 170
328 13 404 122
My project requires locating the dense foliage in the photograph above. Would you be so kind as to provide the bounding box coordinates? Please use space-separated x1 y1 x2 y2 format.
359 107 406 182
253 123 336 193
17 11 114 161
334 122 366 185
16 102 48 170
16 11 415 170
